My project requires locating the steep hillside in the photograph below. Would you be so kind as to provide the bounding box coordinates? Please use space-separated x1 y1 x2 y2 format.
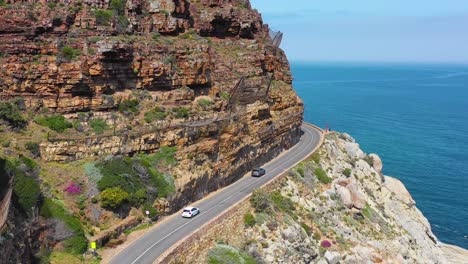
0 0 302 262
165 132 468 264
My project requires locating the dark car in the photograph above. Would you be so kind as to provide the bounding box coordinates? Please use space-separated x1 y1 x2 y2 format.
251 168 266 177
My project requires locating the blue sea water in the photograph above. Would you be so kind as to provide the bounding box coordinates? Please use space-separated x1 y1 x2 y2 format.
292 62 468 249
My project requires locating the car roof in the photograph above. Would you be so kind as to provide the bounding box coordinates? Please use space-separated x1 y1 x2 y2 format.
183 206 196 210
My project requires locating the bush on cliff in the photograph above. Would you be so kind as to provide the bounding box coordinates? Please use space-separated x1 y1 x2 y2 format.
0 101 28 129
35 115 72 133
270 191 295 213
61 45 80 61
89 118 108 134
250 189 271 213
144 106 168 123
244 213 256 227
95 9 113 26
118 99 139 115
9 158 41 215
172 106 190 118
100 186 129 209
315 168 331 184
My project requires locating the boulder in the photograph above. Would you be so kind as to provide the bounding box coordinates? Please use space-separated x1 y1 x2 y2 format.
336 185 353 208
324 251 341 264
384 176 415 205
369 153 383 173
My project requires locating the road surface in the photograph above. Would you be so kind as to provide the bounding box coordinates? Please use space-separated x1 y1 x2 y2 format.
108 123 322 264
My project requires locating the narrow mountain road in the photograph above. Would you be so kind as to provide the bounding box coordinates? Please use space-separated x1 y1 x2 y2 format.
108 123 323 264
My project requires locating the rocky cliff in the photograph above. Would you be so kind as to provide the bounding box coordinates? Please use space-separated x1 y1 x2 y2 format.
164 132 468 264
0 0 303 262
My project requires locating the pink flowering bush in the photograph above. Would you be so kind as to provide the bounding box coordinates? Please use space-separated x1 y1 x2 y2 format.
64 183 81 194
321 240 332 248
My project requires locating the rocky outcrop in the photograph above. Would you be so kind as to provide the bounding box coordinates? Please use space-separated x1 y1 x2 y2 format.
0 1 302 261
166 133 459 264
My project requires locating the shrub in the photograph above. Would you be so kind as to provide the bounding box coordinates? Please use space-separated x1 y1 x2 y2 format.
197 98 213 108
129 188 146 206
244 213 256 227
144 107 168 123
313 232 322 241
100 187 129 209
364 156 374 166
110 0 125 15
95 9 113 26
13 171 40 214
64 183 81 194
89 118 108 134
343 168 352 177
118 99 139 115
311 152 321 164
172 106 190 118
61 45 80 61
25 142 40 157
142 204 158 219
0 101 27 129
270 191 295 213
63 235 87 254
83 162 103 183
19 155 37 170
320 240 332 248
250 189 271 213
315 168 331 184
35 115 72 133
40 198 83 234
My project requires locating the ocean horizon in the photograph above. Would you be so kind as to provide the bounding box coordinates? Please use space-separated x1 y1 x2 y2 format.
292 62 468 249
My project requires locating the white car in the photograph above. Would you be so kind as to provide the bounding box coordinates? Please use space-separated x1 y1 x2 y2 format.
181 207 200 218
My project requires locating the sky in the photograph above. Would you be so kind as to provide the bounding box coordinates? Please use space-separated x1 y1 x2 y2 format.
250 0 468 63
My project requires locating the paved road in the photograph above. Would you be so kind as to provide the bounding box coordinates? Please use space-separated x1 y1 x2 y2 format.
108 123 322 264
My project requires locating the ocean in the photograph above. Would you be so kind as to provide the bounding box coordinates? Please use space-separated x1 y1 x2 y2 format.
291 62 468 249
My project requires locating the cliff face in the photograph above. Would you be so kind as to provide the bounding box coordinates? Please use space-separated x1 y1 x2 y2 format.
0 0 302 262
165 133 464 264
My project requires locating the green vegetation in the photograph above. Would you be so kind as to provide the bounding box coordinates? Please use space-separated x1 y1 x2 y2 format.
311 152 321 164
250 189 271 213
40 198 87 254
61 45 80 61
296 165 305 177
100 187 129 209
88 36 103 43
95 148 177 209
25 142 40 157
89 118 108 134
172 106 190 118
315 168 331 184
118 99 139 115
220 91 230 100
0 101 28 129
12 165 40 214
144 106 168 123
362 204 373 219
109 0 125 15
270 191 295 213
301 222 312 236
244 213 256 227
207 244 256 264
343 168 352 177
0 0 6 7
197 98 213 108
95 9 113 26
35 115 72 133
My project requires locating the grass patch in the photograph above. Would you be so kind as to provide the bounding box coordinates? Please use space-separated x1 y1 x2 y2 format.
124 223 151 235
61 45 80 61
250 189 271 213
118 99 139 115
270 191 295 213
197 98 213 108
343 168 352 177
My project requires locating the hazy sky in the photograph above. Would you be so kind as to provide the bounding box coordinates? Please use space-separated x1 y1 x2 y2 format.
250 0 468 63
